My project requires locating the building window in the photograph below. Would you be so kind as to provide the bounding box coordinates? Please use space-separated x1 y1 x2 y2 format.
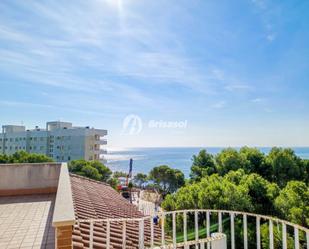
68 156 71 161
40 146 44 150
15 138 18 142
34 137 37 141
10 138 13 142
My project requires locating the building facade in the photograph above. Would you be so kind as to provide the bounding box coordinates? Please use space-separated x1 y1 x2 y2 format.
0 121 107 162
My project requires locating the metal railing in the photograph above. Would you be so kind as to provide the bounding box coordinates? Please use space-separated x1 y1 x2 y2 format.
77 209 309 249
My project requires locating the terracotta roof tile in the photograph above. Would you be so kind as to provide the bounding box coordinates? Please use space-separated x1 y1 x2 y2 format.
70 174 161 249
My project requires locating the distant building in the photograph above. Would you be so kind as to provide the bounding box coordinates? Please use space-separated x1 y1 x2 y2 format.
0 121 107 162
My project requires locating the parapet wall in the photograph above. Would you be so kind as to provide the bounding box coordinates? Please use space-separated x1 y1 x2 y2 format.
0 163 61 196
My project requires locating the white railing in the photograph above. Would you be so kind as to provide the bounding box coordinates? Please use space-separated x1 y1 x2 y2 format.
77 209 309 249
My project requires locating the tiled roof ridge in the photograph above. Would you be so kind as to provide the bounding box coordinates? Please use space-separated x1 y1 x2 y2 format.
69 173 110 187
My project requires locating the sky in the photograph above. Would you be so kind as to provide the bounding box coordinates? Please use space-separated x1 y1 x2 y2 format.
0 0 308 148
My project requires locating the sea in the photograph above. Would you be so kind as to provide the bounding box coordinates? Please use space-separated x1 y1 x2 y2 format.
105 147 309 178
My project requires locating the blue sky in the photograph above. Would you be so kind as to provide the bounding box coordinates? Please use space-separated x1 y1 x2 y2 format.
0 0 308 147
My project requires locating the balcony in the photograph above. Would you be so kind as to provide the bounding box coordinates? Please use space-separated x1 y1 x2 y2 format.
81 209 309 249
98 139 107 145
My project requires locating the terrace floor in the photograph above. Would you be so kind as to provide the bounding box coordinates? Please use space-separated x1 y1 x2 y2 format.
0 194 55 249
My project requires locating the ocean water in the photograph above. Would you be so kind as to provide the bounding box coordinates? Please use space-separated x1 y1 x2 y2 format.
105 147 309 178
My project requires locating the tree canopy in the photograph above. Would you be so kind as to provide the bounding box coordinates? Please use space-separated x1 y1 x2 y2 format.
133 173 148 188
0 151 53 163
149 165 185 196
69 159 112 182
189 147 308 188
190 149 216 181
275 181 309 227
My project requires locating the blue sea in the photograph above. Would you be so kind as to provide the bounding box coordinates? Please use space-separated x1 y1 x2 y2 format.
105 147 309 178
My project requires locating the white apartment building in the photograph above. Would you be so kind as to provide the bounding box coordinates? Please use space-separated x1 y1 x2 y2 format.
0 121 107 162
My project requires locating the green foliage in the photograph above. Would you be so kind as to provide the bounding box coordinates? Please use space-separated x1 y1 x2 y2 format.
190 149 216 181
149 165 185 195
107 177 119 189
113 171 127 178
239 147 272 178
266 148 303 187
133 173 148 188
90 160 112 181
275 181 309 226
163 172 253 212
69 159 112 182
0 151 53 163
239 173 280 215
215 148 249 176
260 223 294 249
190 147 308 188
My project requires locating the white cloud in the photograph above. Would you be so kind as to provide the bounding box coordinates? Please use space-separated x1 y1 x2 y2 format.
224 84 251 92
211 101 226 109
266 33 276 42
251 98 264 103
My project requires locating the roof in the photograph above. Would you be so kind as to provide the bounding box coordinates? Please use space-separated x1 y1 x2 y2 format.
70 174 161 249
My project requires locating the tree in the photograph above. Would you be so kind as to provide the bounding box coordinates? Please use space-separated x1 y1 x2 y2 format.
81 164 101 181
0 151 53 163
275 181 309 226
190 149 216 181
266 148 303 187
215 148 248 175
89 161 112 181
239 147 271 178
149 165 185 196
113 171 127 178
69 159 112 182
133 173 148 188
240 173 279 215
162 173 252 212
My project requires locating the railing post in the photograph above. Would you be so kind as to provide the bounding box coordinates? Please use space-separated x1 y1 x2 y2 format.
243 214 248 249
294 227 299 249
218 212 222 233
184 211 188 249
256 217 261 249
282 223 287 249
269 220 274 249
173 212 177 248
150 216 154 248
89 220 94 249
122 220 126 249
161 212 165 246
106 220 110 249
139 219 144 249
195 210 199 249
207 211 210 249
306 231 309 249
230 213 235 249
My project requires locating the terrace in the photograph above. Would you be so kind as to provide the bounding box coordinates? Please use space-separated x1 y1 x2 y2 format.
0 163 308 249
